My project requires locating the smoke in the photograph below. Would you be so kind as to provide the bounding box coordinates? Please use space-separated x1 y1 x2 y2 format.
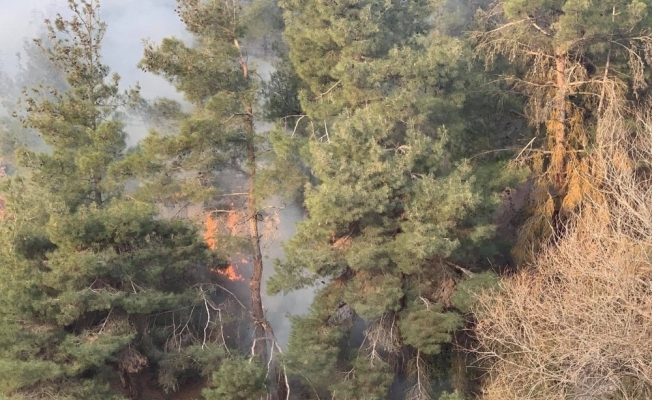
207 124 314 349
0 0 186 94
0 0 190 146
260 198 315 348
253 58 315 348
100 0 191 99
0 1 57 77
1 0 312 351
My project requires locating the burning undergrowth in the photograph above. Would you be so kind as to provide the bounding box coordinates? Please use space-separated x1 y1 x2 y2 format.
203 203 249 283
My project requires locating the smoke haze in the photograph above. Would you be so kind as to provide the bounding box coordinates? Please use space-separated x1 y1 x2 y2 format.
261 199 316 348
0 0 310 351
0 0 187 99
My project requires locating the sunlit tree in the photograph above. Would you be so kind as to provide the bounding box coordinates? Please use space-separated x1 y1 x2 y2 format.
271 1 503 398
475 0 652 261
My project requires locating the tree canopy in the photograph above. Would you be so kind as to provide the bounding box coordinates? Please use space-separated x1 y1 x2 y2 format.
0 1 225 397
1 0 651 399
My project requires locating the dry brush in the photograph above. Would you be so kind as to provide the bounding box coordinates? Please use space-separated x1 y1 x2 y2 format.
472 103 652 400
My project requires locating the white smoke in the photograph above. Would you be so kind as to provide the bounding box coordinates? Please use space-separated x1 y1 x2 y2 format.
1 0 313 349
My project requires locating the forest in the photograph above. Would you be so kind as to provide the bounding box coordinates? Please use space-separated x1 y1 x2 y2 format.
0 0 651 399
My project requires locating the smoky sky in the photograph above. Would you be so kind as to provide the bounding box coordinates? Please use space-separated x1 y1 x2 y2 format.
0 0 188 101
0 0 313 341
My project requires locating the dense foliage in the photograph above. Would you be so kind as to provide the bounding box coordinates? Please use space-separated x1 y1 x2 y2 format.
0 0 650 399
0 1 228 398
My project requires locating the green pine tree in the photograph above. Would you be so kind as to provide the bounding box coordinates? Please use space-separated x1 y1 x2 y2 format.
270 2 505 397
281 0 431 122
202 357 267 400
124 0 286 396
0 1 223 397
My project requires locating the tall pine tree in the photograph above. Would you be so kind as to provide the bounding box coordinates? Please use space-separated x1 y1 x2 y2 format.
270 1 502 397
127 1 286 396
0 1 222 397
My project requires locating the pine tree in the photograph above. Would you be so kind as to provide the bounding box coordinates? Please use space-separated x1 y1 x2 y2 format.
281 0 431 122
130 0 284 395
0 30 65 165
202 357 267 400
0 1 221 397
474 0 652 261
270 2 503 397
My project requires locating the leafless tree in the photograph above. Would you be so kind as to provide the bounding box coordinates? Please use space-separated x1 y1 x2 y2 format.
472 101 652 400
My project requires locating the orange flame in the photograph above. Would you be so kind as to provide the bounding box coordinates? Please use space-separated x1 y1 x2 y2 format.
226 207 239 234
204 208 245 281
215 265 244 281
204 212 219 250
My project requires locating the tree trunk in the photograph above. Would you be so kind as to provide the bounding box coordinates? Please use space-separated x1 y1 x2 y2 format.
93 175 102 206
246 105 283 400
550 47 567 190
245 108 268 360
238 38 282 400
235 39 269 361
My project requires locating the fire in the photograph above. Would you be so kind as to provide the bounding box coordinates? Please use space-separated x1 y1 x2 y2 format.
226 207 239 234
215 265 244 281
204 207 245 282
204 212 219 250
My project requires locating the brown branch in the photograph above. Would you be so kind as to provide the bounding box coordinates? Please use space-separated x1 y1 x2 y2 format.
316 80 342 100
444 260 475 277
530 22 552 37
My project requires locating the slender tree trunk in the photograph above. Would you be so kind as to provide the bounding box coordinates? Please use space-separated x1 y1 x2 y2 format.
550 47 567 190
237 38 283 400
234 38 268 361
246 94 283 400
93 175 102 206
245 106 268 359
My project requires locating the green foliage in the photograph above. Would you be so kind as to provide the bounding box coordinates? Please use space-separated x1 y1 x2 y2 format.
262 56 303 122
15 0 138 211
156 343 226 393
0 2 223 397
271 0 514 397
282 0 432 120
123 0 263 206
128 1 281 396
0 376 126 400
451 271 500 314
329 356 394 400
438 390 466 400
1 0 625 397
285 312 343 385
399 303 464 355
258 127 311 202
202 358 267 400
259 54 310 201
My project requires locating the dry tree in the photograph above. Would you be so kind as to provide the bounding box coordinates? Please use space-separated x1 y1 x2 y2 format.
472 101 652 400
472 0 652 263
